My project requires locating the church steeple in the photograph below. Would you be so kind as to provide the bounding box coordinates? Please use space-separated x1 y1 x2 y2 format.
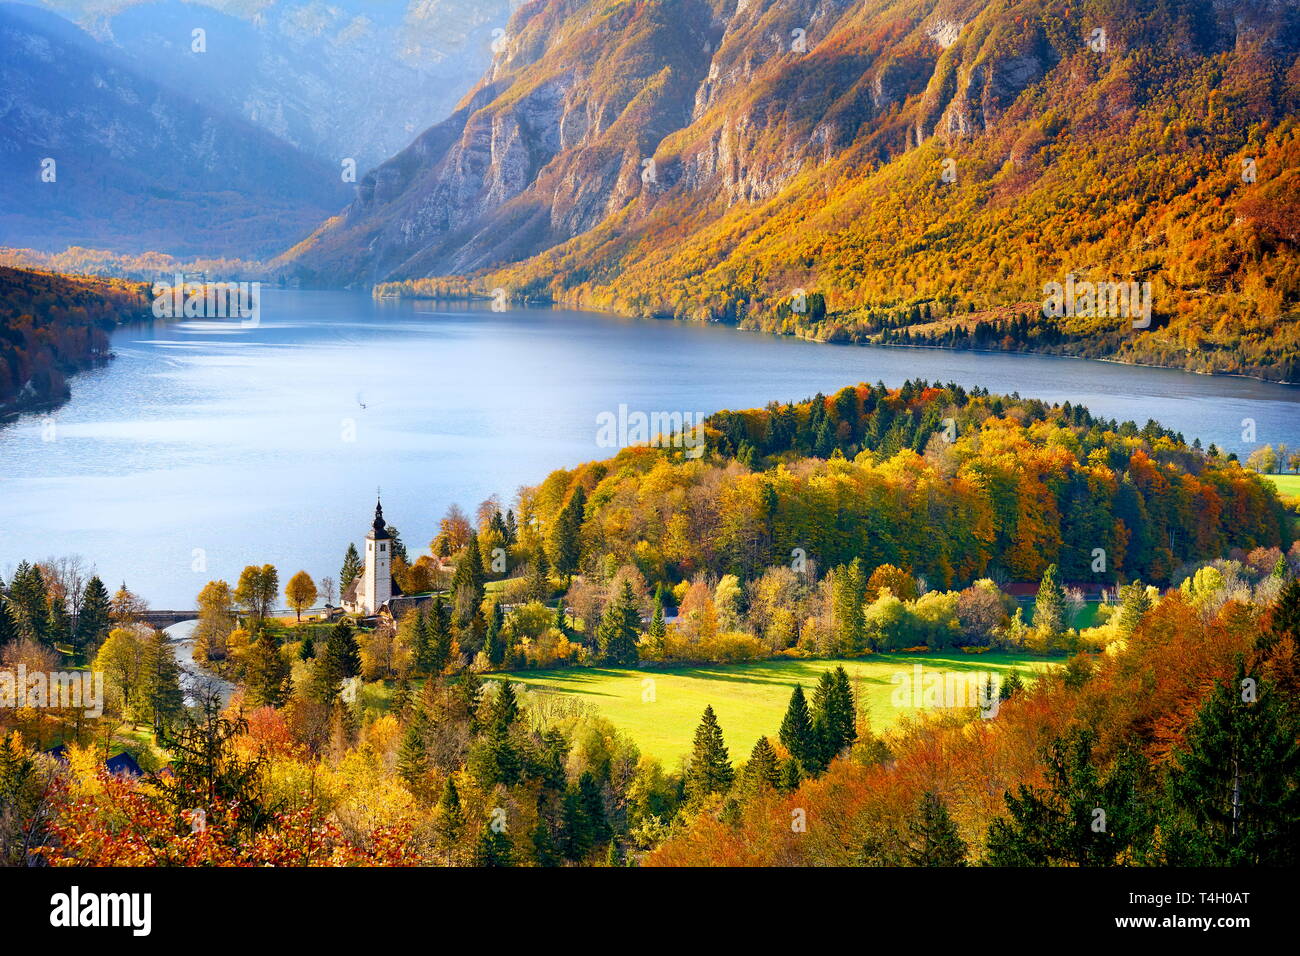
360 496 393 615
368 498 391 540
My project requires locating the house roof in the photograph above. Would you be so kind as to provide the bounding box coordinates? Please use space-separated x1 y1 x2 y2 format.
105 752 143 777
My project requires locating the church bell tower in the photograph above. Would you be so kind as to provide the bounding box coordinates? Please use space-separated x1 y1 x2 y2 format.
362 498 392 615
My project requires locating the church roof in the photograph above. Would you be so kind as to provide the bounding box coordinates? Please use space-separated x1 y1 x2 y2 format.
367 499 391 540
340 573 402 606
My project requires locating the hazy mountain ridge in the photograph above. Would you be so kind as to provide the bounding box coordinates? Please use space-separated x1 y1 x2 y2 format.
0 2 350 257
92 0 516 169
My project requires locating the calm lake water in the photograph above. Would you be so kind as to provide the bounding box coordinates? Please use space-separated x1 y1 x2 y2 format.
2 289 1298 607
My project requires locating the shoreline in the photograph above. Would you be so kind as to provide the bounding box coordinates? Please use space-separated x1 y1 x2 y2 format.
384 291 1300 389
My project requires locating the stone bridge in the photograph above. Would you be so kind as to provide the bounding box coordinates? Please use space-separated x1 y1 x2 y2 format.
140 610 198 629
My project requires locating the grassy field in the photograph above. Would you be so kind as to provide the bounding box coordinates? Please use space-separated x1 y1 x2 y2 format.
496 652 1052 766
1264 473 1300 497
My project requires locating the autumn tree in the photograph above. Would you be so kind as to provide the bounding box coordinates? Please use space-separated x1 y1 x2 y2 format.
284 570 318 623
194 580 236 663
234 564 279 628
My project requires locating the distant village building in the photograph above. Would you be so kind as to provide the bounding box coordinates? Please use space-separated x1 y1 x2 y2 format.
341 499 403 617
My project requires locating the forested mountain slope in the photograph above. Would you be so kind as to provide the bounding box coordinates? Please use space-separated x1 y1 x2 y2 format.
287 0 1300 380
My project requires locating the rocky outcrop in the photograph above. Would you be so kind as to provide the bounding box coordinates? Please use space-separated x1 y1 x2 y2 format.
283 0 1300 286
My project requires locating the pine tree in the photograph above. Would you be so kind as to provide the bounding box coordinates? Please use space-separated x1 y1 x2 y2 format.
456 670 484 733
905 791 969 866
685 705 734 800
8 562 48 644
531 820 560 867
778 757 803 793
596 579 641 666
578 771 611 845
984 728 1150 866
1033 563 1067 640
340 543 362 592
744 736 781 796
551 487 586 579
1267 579 1300 648
299 635 315 661
1116 580 1152 636
451 534 485 625
562 783 594 861
74 576 112 654
646 590 667 654
484 602 506 668
779 685 818 773
45 595 71 648
245 634 292 707
426 595 452 674
1000 669 1024 700
141 630 185 735
811 666 857 763
315 620 361 701
472 824 513 867
0 599 17 647
327 697 355 759
1162 668 1300 865
831 559 866 653
527 549 551 601
397 705 430 790
435 777 464 865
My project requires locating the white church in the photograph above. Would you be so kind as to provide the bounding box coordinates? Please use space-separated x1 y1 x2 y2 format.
341 499 404 617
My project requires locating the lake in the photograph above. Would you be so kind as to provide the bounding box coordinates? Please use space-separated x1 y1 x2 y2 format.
1 289 1297 607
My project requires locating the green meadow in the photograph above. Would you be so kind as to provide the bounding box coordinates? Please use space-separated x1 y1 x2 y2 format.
1265 473 1300 497
496 652 1051 766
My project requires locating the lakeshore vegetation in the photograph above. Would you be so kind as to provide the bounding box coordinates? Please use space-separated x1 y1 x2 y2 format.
2 383 1298 866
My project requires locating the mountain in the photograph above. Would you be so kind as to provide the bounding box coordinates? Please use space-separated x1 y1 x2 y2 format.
283 0 1300 381
0 2 349 257
81 0 514 171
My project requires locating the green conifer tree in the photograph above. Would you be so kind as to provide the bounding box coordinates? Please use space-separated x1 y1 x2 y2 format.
779 685 817 772
141 630 186 734
905 791 969 866
685 705 734 800
1034 563 1067 640
74 576 112 653
245 633 292 707
744 736 781 796
340 543 362 592
596 579 641 666
1162 668 1300 865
